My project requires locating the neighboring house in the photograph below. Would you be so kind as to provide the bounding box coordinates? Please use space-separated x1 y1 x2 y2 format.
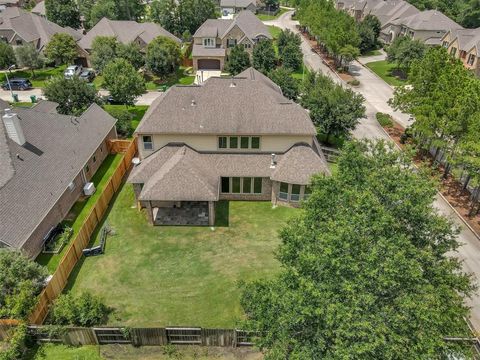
336 0 462 45
0 101 117 258
128 67 329 227
381 10 463 45
441 27 480 77
77 17 181 67
192 10 272 71
220 0 258 17
31 1 46 17
0 7 82 51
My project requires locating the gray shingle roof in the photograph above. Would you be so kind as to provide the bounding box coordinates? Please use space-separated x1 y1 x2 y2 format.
78 17 180 51
31 1 46 16
391 9 463 31
31 100 59 113
0 104 116 250
192 44 226 57
447 27 480 52
220 0 256 8
129 143 329 201
0 7 82 50
136 68 315 136
193 11 271 41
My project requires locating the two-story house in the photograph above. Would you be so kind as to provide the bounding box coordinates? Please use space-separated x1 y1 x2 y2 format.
0 101 117 258
191 10 271 71
77 17 181 67
128 68 329 226
441 28 480 77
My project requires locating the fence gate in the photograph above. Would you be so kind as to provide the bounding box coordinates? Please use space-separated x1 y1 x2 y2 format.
166 327 201 344
235 330 254 346
94 327 131 344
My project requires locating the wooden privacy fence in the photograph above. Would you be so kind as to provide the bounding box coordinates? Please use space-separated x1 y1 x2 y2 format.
27 326 255 347
108 139 133 154
29 140 137 325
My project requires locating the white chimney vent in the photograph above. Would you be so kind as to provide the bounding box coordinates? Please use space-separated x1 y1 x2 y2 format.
3 109 25 146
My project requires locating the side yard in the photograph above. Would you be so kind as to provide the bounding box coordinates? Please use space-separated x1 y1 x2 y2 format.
66 184 298 327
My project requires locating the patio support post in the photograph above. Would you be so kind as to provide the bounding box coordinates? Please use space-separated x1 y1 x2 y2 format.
146 201 154 225
208 201 215 226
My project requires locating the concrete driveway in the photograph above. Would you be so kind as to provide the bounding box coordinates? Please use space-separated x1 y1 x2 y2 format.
265 10 480 331
194 70 222 84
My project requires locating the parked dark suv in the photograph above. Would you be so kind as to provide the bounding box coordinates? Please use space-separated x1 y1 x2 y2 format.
1 78 32 91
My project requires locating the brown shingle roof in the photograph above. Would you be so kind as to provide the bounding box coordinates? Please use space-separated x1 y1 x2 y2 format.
136 68 316 136
0 104 116 251
78 17 180 51
129 143 329 201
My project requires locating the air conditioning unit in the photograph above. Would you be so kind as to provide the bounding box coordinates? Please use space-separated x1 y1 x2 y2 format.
83 182 96 196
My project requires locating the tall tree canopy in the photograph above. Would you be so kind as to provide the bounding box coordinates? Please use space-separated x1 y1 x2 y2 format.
386 36 427 74
44 76 98 115
241 140 474 359
301 71 365 143
45 0 81 29
44 33 78 66
224 45 251 75
145 36 181 78
83 0 145 28
253 39 277 74
0 42 16 69
90 36 118 73
103 58 145 105
405 0 480 28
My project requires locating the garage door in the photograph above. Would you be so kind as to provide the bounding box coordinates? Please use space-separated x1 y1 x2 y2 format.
198 59 221 70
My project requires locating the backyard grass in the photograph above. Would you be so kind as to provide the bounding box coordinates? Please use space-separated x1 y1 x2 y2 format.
365 60 408 87
0 66 66 88
291 64 306 81
102 104 149 130
36 154 124 273
66 184 298 327
257 7 288 21
25 344 262 359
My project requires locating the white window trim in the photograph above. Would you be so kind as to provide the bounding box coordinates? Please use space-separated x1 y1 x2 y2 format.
217 136 261 150
142 135 154 151
203 38 216 48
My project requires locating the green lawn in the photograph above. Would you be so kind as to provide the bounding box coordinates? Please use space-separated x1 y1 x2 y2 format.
36 154 124 273
102 104 149 130
362 49 382 57
66 184 298 327
257 8 288 21
94 67 195 91
291 64 307 81
0 66 66 88
25 344 101 360
365 60 408 87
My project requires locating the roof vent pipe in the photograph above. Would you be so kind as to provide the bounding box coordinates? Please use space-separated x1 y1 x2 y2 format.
2 109 26 146
270 153 277 169
230 76 236 87
191 99 196 106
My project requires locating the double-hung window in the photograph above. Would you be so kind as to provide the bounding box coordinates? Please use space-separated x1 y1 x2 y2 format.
218 136 260 150
279 182 289 200
450 47 457 57
227 38 237 48
203 38 215 47
220 177 263 194
468 54 475 66
290 184 301 202
143 135 153 151
218 136 227 149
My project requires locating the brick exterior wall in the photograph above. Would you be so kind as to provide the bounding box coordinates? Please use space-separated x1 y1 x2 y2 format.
24 126 116 259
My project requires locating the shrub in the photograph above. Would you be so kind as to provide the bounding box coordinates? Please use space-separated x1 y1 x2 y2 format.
0 323 28 360
107 108 134 137
376 112 394 128
347 79 360 86
49 292 109 327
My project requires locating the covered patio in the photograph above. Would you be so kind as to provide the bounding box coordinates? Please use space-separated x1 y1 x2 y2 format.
153 201 211 226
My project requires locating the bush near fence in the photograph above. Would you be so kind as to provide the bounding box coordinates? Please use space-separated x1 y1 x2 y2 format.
28 140 137 325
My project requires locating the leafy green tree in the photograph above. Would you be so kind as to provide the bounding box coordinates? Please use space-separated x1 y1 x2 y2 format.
49 292 109 327
177 0 216 35
241 140 474 360
253 39 277 74
387 36 427 74
117 42 145 70
103 58 145 105
116 0 145 21
78 0 95 30
357 15 381 54
225 45 251 75
90 36 118 73
15 44 44 78
149 0 179 35
88 0 117 27
339 44 360 70
145 36 181 78
44 76 98 115
45 0 81 29
0 42 16 69
277 29 301 54
87 0 145 27
263 0 279 9
280 42 302 71
301 71 365 143
44 33 78 66
268 67 299 100
0 249 47 319
106 108 134 137
363 14 381 38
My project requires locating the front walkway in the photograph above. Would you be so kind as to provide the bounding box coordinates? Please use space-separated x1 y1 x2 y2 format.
194 70 222 84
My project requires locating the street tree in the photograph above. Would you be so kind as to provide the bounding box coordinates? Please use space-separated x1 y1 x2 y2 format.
386 36 427 74
145 36 181 78
0 42 16 69
268 67 299 100
44 76 97 115
117 42 145 70
339 44 360 71
277 29 301 54
103 59 145 105
90 36 118 73
280 41 302 71
241 140 474 360
253 39 277 74
45 0 81 29
301 71 365 143
224 45 251 75
44 33 78 66
15 44 44 78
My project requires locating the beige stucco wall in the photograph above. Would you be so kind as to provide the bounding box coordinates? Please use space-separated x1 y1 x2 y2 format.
138 134 313 159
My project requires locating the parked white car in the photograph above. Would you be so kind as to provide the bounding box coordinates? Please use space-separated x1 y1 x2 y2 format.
64 65 83 79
